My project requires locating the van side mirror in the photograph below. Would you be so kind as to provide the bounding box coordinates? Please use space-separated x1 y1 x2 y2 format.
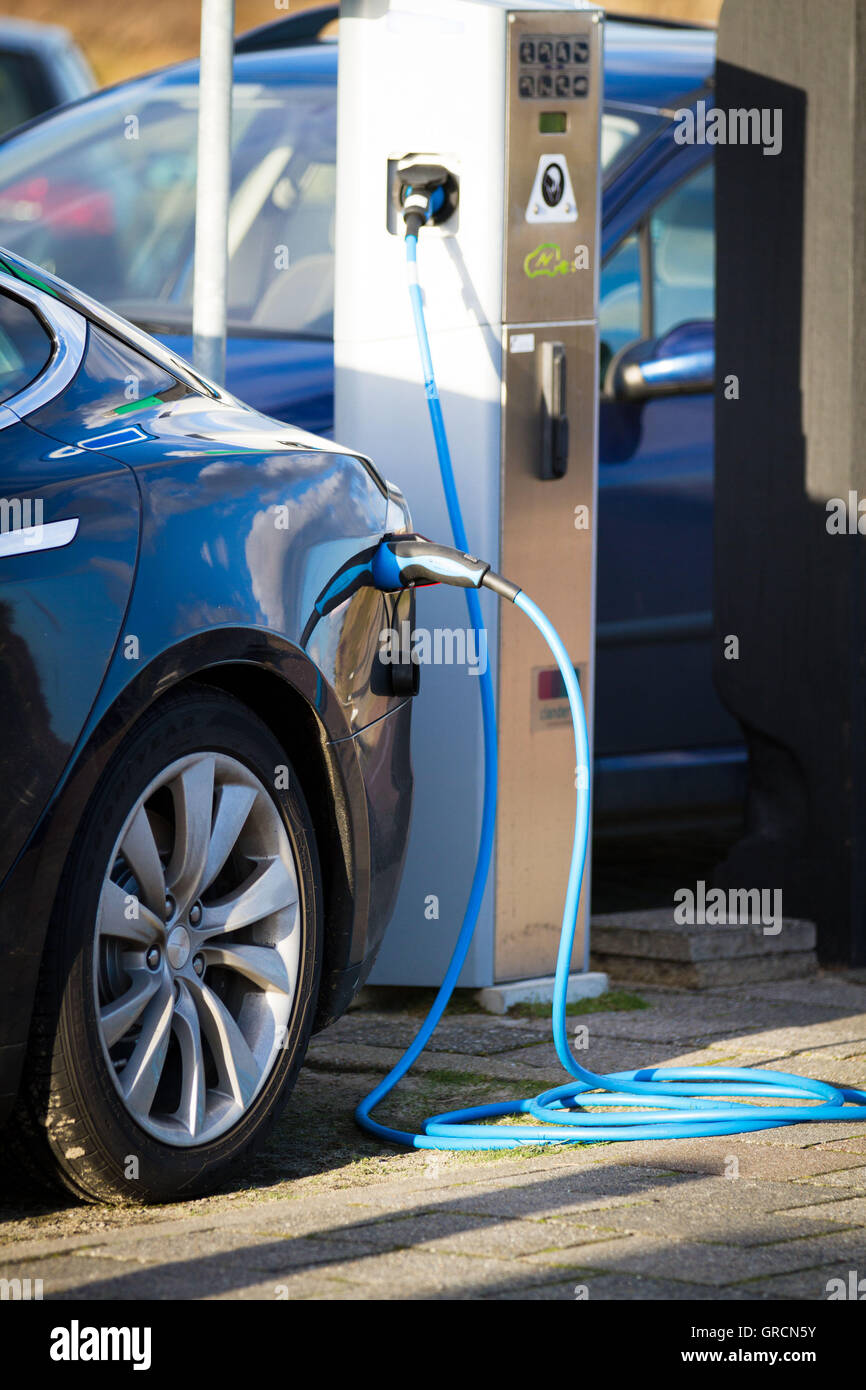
604 321 715 403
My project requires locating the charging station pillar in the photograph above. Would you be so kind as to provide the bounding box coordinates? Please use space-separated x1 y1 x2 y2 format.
335 0 602 987
714 0 866 965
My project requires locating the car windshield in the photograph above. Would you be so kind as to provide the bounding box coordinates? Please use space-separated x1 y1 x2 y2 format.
0 73 657 341
0 74 337 338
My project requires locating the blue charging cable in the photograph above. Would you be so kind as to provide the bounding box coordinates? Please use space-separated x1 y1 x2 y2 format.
355 232 500 1148
353 232 866 1149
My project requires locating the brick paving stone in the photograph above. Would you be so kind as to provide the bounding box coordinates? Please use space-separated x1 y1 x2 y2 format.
718 1023 866 1056
305 1038 571 1084
770 1060 866 1087
426 1168 697 1221
704 1118 866 1150
42 1235 401 1300
550 1205 856 1247
253 1245 568 1300
597 1137 866 1177
210 1275 360 1301
309 1208 614 1258
809 1136 866 1153
584 999 854 1045
489 1038 731 1073
745 1265 866 1300
775 1195 866 1225
520 1226 866 1287
788 1165 866 1189
490 1273 774 1301
713 978 866 1010
316 1013 548 1055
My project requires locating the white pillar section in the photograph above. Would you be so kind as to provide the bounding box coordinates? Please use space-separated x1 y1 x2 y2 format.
192 0 235 384
336 0 602 987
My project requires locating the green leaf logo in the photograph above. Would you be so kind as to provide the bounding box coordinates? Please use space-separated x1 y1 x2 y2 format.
524 243 573 279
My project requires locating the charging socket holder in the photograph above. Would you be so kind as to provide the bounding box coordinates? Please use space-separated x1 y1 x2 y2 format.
387 154 460 236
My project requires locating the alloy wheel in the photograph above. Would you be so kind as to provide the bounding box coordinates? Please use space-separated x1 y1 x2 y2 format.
93 752 301 1146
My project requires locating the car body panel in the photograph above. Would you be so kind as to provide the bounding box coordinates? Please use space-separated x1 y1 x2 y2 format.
0 419 139 884
23 317 401 737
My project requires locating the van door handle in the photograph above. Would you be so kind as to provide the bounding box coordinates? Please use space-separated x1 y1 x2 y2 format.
540 340 569 480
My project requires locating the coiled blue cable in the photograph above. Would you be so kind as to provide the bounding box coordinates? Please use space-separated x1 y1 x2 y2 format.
354 234 866 1149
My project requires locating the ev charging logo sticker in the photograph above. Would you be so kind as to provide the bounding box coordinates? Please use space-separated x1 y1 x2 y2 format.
526 154 578 224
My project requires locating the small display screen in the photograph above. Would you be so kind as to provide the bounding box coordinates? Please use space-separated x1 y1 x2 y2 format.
539 112 568 135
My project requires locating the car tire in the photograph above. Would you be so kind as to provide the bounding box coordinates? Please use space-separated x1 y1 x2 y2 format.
11 685 323 1205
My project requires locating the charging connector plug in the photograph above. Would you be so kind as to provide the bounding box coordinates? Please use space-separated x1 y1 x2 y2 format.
396 161 455 237
372 533 521 603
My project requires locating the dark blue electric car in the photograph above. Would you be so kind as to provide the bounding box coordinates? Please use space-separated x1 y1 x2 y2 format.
0 8 745 838
0 246 414 1203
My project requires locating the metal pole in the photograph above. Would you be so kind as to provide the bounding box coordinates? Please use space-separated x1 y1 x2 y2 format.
192 0 235 384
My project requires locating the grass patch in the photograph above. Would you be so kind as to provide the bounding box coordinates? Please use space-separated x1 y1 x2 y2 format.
351 985 650 1022
508 989 649 1020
